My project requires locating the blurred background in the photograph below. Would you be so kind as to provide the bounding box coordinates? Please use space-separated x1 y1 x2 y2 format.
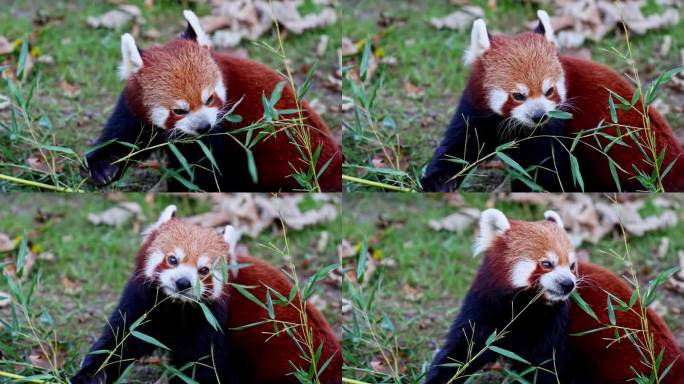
341 193 684 383
0 193 341 382
0 0 340 191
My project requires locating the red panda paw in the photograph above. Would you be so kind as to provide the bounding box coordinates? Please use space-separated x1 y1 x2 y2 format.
86 154 121 186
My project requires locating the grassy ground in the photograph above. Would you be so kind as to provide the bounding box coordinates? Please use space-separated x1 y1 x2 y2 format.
341 193 684 383
341 0 684 191
0 194 340 382
0 0 339 191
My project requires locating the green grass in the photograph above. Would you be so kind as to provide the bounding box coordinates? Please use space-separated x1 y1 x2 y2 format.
0 194 340 381
341 193 684 383
0 0 339 191
341 0 684 191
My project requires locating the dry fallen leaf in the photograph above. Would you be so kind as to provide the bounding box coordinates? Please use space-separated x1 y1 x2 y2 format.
429 208 480 232
29 343 67 370
59 79 81 98
61 276 82 295
404 81 425 99
0 291 10 308
0 233 14 252
431 6 484 30
87 4 141 29
87 202 142 226
0 35 12 55
27 153 65 174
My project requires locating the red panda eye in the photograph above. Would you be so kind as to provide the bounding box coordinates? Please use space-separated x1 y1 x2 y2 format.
205 95 214 106
545 87 554 97
198 267 210 276
512 93 527 102
167 255 178 266
173 109 188 116
541 261 553 269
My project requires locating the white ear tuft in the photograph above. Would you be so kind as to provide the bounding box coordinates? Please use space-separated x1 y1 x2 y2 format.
463 19 491 66
473 208 510 255
544 210 564 228
141 205 177 242
536 10 557 45
182 10 212 48
223 225 241 277
118 33 143 80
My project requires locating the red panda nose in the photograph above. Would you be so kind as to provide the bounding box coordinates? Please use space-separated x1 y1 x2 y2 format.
196 122 211 134
175 277 192 292
559 278 575 295
530 111 546 124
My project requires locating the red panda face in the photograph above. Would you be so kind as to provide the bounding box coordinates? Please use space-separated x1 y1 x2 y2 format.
136 40 227 135
141 210 229 302
475 209 577 303
463 12 568 128
481 34 566 128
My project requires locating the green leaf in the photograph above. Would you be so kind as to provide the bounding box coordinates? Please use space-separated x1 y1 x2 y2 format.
130 330 171 351
269 81 287 107
246 150 258 183
607 296 616 325
496 152 530 179
608 159 622 192
197 141 221 176
16 234 28 277
266 290 275 319
168 142 193 179
359 36 372 82
608 93 618 123
485 330 497 346
16 36 29 80
39 144 76 155
546 110 573 120
231 283 268 311
224 114 243 123
297 61 318 100
569 154 584 191
571 290 598 321
199 302 223 332
357 240 368 281
489 345 531 365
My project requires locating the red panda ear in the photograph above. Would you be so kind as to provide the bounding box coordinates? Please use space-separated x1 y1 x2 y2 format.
463 19 491 66
534 10 557 47
118 33 143 80
473 209 510 255
544 210 564 228
180 10 212 48
223 225 241 277
141 205 177 242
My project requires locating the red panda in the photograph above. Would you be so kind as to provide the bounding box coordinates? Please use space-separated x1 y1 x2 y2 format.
426 209 578 383
71 205 341 384
569 262 684 383
426 209 684 384
422 10 683 192
86 10 342 192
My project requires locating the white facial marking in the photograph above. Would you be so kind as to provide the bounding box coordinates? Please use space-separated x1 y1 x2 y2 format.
464 19 491 66
182 10 212 48
223 225 241 277
473 209 511 255
174 106 218 135
515 84 529 96
536 10 557 46
569 251 576 264
159 264 198 300
511 259 536 288
540 266 576 302
145 249 164 278
174 100 189 111
488 88 508 115
118 33 143 80
150 106 170 128
546 251 559 263
214 79 226 103
542 79 553 94
201 88 211 104
556 75 567 101
511 97 557 127
174 247 185 261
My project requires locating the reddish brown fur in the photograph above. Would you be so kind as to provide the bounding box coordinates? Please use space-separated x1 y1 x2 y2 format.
482 33 563 99
138 40 222 117
466 31 684 191
225 255 342 384
475 219 574 292
569 262 684 382
122 41 342 191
